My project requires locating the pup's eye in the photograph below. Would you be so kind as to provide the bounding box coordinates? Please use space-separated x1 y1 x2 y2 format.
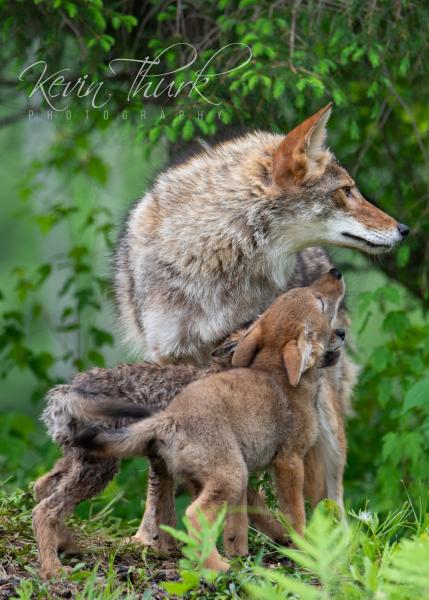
343 186 353 198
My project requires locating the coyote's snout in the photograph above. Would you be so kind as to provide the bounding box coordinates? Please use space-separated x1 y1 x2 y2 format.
272 103 409 255
115 103 408 363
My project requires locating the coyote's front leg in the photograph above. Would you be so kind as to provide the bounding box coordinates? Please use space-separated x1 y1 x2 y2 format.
246 487 287 543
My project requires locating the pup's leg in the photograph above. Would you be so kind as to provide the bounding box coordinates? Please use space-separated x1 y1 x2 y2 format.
272 452 306 536
224 483 248 558
186 477 241 572
132 456 177 554
246 487 287 543
33 452 118 580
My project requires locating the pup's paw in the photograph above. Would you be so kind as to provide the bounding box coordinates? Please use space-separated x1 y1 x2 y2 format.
224 535 249 557
40 563 72 580
204 555 230 572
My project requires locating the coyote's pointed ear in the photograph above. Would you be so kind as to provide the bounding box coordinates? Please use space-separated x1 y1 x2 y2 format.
273 102 333 186
282 334 312 386
231 324 261 367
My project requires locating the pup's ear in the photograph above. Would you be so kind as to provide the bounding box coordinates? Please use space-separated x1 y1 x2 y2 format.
273 102 333 187
231 324 261 367
282 334 312 386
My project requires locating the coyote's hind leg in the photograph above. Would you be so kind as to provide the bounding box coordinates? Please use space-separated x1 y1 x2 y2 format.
33 450 118 579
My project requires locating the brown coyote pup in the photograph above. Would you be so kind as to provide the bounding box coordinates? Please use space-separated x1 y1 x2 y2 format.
33 249 356 580
76 269 346 571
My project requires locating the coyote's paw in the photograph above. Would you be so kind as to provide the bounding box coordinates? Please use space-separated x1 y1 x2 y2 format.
124 533 178 556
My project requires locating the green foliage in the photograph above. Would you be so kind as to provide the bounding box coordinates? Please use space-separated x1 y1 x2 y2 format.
0 2 428 596
347 285 429 509
0 197 114 385
0 0 427 296
2 467 429 599
160 506 227 595
246 503 429 600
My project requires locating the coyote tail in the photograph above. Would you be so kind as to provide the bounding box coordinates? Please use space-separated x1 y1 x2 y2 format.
42 386 153 447
74 402 160 458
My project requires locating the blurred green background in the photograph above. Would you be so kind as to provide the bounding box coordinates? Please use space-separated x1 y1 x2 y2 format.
1 0 428 523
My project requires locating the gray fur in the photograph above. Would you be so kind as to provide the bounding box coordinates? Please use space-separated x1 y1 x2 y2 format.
114 114 402 362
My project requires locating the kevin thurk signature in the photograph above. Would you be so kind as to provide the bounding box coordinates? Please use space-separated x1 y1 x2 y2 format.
19 43 252 111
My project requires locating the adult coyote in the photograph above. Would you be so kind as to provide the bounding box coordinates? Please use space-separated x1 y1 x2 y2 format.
114 103 408 363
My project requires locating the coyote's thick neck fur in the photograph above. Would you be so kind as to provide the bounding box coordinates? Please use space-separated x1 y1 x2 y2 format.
115 104 406 363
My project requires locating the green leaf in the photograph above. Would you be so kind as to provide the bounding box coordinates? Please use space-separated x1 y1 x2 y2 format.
402 379 429 413
370 346 392 373
368 81 379 98
86 155 108 185
399 56 410 77
358 291 373 315
368 48 380 67
182 120 194 141
65 2 77 18
273 79 285 99
29 351 54 379
87 349 105 367
374 285 401 305
90 326 114 347
149 127 161 143
253 42 265 57
382 310 409 335
396 244 410 268
381 432 402 464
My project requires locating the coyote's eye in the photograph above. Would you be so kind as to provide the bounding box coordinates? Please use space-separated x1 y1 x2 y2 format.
343 186 353 198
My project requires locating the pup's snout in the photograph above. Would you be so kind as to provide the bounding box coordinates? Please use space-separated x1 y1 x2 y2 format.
397 223 409 238
329 268 342 280
335 328 346 341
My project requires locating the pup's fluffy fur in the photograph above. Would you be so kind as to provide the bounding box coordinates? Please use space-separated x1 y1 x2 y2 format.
33 249 358 579
76 271 347 571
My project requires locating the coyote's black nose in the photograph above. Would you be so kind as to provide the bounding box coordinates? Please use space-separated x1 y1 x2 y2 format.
398 223 410 238
329 268 342 280
335 328 346 341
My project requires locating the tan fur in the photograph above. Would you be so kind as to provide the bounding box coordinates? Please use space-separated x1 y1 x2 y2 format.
33 250 358 578
115 106 406 363
78 271 346 571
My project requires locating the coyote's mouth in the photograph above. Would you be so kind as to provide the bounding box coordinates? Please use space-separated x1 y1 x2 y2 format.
341 232 391 249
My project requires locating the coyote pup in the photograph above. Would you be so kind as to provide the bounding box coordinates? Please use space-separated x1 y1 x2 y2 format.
33 249 357 579
115 103 408 363
77 269 346 571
